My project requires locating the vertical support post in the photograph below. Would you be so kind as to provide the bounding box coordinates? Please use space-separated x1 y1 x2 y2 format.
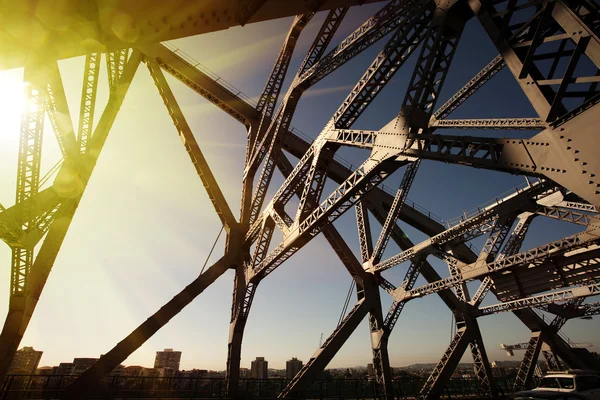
225 266 254 398
363 276 394 400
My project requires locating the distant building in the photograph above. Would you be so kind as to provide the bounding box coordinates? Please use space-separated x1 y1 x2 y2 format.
54 363 74 375
286 358 303 380
123 366 153 377
8 347 43 374
154 348 181 372
250 357 268 379
155 367 176 377
207 370 225 378
35 366 53 375
239 368 249 378
180 369 207 378
72 358 98 375
367 363 375 378
110 365 125 376
491 361 507 377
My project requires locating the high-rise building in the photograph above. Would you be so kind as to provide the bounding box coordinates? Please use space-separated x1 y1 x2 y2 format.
154 348 182 372
54 363 74 375
35 366 53 375
367 363 375 378
72 358 99 375
250 357 268 379
286 357 303 380
239 368 249 378
8 347 43 374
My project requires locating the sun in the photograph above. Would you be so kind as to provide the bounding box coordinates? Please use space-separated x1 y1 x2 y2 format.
0 71 28 138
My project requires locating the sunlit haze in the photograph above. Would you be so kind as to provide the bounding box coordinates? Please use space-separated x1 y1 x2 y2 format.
0 3 598 373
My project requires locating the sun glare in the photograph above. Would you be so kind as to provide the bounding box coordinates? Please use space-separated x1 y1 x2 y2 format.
0 73 28 136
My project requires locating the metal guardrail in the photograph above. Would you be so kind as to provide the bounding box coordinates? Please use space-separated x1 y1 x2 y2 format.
0 374 516 399
532 308 578 347
162 42 258 108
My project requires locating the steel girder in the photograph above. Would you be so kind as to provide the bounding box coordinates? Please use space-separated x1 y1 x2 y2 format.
0 52 142 382
77 54 101 154
0 0 388 71
2 0 600 398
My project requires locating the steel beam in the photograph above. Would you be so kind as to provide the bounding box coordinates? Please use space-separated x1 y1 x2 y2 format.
77 53 101 154
513 331 544 391
429 118 547 130
0 0 386 71
432 54 505 120
420 327 472 399
278 299 369 399
145 59 237 230
45 62 79 159
61 255 233 400
0 53 142 384
479 283 600 316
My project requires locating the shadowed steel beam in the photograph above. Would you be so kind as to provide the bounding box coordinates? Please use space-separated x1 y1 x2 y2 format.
0 53 141 384
236 0 269 26
535 205 594 226
468 0 558 120
244 0 420 181
248 0 432 230
0 0 386 71
245 4 438 281
513 331 543 391
61 255 232 400
432 54 505 120
0 67 47 382
225 265 252 398
356 200 373 263
140 44 256 125
77 53 100 154
146 59 237 230
244 12 321 226
45 62 79 158
249 13 315 162
479 283 600 315
278 299 369 398
404 231 600 300
471 213 534 307
147 41 447 237
298 7 349 75
107 50 129 92
298 0 428 89
373 182 548 273
371 161 421 265
420 327 472 399
11 68 46 296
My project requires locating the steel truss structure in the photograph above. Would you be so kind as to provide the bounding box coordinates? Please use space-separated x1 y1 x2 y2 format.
1 0 600 399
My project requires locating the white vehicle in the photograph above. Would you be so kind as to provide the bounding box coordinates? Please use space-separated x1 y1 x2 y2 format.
533 370 600 400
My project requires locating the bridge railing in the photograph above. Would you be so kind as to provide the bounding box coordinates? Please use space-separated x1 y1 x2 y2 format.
1 374 515 399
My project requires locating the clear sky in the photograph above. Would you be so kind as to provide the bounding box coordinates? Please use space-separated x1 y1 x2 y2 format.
0 2 598 372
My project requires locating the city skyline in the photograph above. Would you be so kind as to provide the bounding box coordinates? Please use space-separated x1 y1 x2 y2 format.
0 2 598 374
12 345 597 373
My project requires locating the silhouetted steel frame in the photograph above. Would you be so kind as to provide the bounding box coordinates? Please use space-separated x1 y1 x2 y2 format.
1 0 600 399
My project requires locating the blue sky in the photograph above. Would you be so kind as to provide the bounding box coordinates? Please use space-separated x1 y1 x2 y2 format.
0 2 598 372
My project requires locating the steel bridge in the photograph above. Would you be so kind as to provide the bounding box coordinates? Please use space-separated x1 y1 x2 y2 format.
1 0 600 399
